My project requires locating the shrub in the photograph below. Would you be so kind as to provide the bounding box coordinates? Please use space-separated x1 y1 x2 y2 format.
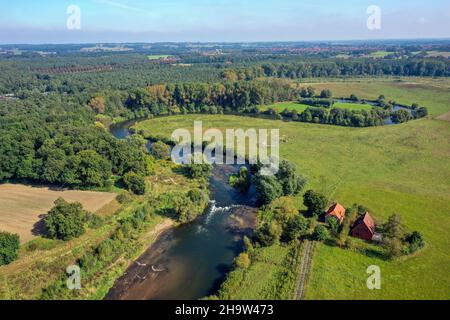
234 252 251 269
151 141 171 160
320 89 333 98
123 171 146 195
86 214 104 229
0 232 20 266
328 217 341 237
313 225 329 241
382 237 403 259
404 231 425 254
116 192 132 204
185 163 213 179
229 167 251 193
255 221 282 247
282 215 310 242
44 198 87 241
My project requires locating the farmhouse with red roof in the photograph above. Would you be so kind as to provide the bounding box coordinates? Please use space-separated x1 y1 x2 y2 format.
351 212 377 241
325 203 346 224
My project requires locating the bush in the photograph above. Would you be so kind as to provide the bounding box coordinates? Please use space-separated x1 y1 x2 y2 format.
229 167 251 193
404 231 425 254
320 89 333 99
187 189 209 205
123 171 146 195
255 221 282 247
382 237 403 259
116 192 132 204
185 163 213 179
313 225 329 241
0 232 20 266
282 215 310 242
44 198 87 241
328 217 341 237
234 252 251 269
86 214 104 229
151 141 171 160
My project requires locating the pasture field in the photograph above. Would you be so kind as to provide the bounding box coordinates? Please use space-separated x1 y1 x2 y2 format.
368 51 391 58
259 102 311 113
147 54 172 60
133 78 450 299
0 184 116 243
260 101 373 113
217 244 300 300
302 77 450 116
332 102 373 111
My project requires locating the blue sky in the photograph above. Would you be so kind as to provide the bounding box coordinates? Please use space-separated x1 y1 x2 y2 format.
1 0 449 43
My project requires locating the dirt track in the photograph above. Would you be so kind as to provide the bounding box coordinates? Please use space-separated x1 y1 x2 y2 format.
436 111 450 122
294 240 315 300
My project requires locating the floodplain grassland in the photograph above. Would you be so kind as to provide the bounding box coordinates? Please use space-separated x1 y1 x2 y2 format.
133 77 450 299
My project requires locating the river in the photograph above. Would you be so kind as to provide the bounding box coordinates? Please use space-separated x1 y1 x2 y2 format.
106 121 257 300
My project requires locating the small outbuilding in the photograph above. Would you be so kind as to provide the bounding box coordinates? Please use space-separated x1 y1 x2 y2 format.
325 203 346 224
351 212 376 241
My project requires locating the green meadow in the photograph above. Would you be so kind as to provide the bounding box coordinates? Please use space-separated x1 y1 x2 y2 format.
133 78 450 299
147 54 172 60
259 102 311 113
260 101 374 113
332 102 374 111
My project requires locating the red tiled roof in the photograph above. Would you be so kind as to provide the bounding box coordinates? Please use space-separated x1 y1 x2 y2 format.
359 212 376 232
326 203 346 222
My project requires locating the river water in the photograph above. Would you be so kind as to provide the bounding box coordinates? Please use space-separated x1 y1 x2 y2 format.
106 121 257 300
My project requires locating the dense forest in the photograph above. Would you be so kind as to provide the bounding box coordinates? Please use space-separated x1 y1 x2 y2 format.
0 93 151 188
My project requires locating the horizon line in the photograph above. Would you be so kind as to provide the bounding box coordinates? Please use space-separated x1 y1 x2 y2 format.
2 37 450 47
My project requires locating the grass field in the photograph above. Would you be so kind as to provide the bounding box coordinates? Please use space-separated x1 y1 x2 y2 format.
259 102 311 113
218 244 300 300
0 184 116 243
260 101 374 113
133 77 450 299
332 102 374 111
303 77 450 116
147 54 171 60
368 51 391 58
